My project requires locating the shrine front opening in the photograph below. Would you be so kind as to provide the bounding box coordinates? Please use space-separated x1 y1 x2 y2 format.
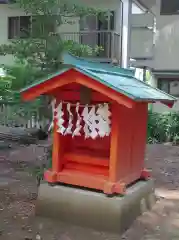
45 82 115 192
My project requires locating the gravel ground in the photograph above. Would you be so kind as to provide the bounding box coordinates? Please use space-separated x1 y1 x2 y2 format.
0 143 179 240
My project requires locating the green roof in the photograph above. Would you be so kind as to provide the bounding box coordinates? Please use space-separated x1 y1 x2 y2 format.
21 52 176 103
62 53 135 77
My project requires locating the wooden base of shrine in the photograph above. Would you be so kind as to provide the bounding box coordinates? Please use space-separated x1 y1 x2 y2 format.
44 169 150 195
36 179 156 234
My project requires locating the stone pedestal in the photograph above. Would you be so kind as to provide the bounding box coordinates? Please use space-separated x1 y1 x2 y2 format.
36 179 156 234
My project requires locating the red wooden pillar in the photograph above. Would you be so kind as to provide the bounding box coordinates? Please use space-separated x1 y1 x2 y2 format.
44 103 63 183
104 103 125 195
52 120 63 173
109 103 119 183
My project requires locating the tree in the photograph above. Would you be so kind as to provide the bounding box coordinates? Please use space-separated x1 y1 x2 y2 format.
0 0 103 75
0 67 15 102
0 0 104 127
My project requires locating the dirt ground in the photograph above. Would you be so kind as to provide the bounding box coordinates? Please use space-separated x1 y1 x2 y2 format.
1 142 179 240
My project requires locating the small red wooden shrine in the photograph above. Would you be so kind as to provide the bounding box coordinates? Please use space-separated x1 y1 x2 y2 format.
21 54 176 195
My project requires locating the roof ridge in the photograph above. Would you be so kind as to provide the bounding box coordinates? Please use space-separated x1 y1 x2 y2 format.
62 52 134 77
77 66 135 78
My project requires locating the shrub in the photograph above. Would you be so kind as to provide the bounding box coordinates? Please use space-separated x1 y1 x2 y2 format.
147 111 179 144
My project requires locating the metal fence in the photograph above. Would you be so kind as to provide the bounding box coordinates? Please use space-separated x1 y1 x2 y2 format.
61 30 121 62
0 103 50 129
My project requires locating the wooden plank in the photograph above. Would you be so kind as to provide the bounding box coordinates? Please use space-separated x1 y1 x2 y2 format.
64 152 109 167
64 162 109 176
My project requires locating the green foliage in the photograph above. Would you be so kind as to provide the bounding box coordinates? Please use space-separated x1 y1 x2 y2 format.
0 37 103 116
64 40 103 58
0 0 104 74
0 39 103 74
5 64 38 89
147 111 179 144
0 67 15 102
0 64 51 127
16 0 102 18
0 0 104 121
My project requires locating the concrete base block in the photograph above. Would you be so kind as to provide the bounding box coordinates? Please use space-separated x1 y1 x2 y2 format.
36 179 156 234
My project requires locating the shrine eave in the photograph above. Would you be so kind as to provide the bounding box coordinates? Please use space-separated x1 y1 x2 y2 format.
20 53 177 106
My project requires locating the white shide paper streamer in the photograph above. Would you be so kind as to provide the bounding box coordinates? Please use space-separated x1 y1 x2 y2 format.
54 101 111 139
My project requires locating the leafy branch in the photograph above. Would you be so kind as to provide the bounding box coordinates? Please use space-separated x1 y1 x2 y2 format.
0 0 104 124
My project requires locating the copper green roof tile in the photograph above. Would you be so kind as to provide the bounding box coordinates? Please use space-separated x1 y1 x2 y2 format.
62 52 135 77
20 52 177 103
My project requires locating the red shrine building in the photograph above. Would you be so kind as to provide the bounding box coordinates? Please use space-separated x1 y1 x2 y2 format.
21 53 176 195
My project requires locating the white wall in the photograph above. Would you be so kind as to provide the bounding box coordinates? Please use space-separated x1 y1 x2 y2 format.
153 0 179 70
133 0 179 71
132 3 145 14
0 5 27 45
0 4 80 65
130 13 154 59
151 77 179 113
152 100 179 113
0 1 155 66
0 1 123 65
0 4 27 64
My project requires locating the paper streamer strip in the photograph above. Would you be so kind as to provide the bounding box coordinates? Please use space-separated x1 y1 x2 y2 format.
81 105 91 139
65 103 73 135
96 103 111 137
87 106 98 139
48 98 56 132
56 102 66 135
72 102 82 137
